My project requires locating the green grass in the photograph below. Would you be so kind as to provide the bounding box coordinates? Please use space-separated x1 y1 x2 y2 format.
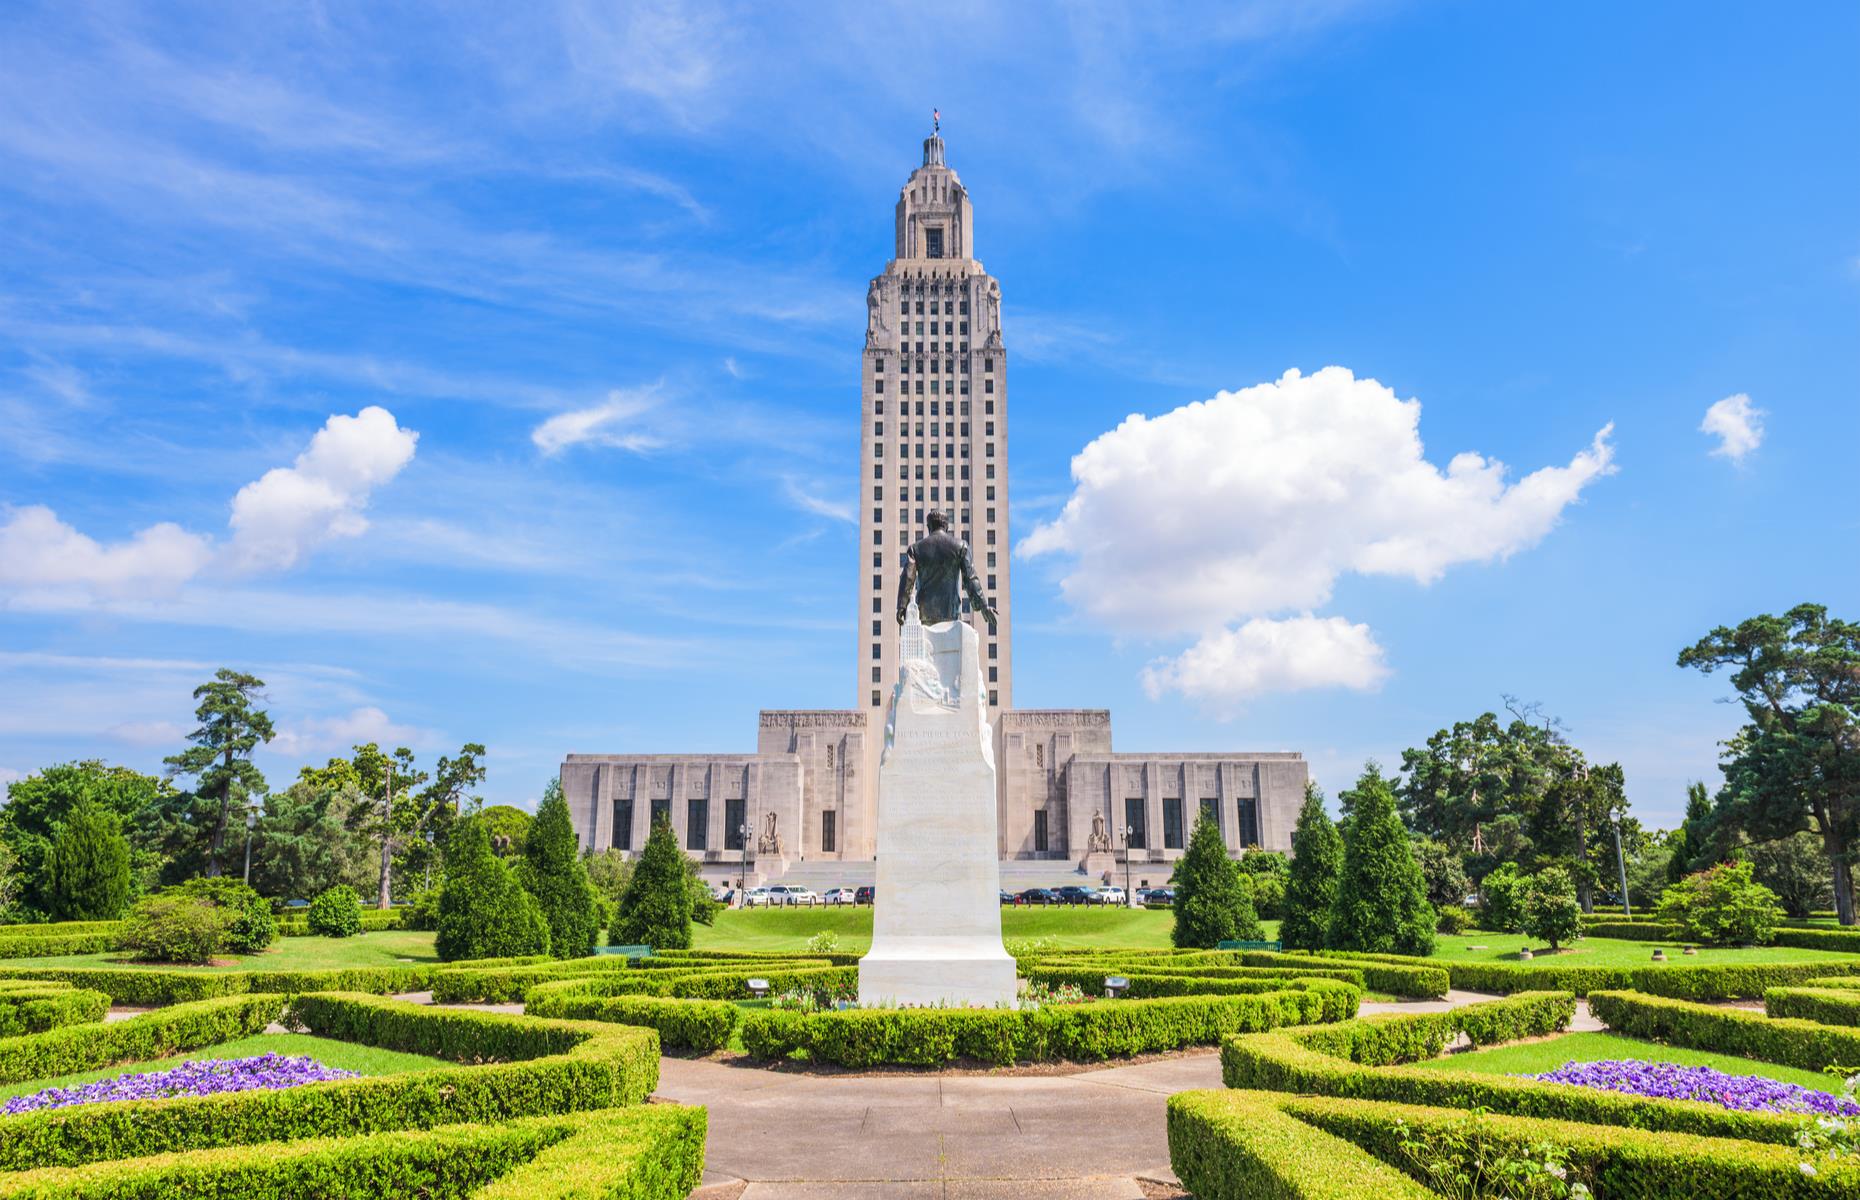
691 906 1194 953
1434 932 1860 966
0 1032 454 1101
0 929 440 972
1410 1030 1846 1094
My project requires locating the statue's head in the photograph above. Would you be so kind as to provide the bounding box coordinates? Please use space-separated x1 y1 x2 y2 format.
926 510 951 533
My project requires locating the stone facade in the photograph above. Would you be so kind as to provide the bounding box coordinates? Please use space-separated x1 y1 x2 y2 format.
560 131 1308 875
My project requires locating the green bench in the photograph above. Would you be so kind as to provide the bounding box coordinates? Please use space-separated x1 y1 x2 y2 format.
594 944 653 958
1217 939 1283 952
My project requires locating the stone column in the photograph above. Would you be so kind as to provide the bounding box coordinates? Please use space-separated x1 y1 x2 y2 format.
670 763 689 849
593 763 613 851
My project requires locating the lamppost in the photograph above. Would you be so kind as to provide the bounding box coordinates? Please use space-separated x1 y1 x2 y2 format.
424 828 436 892
1122 824 1136 908
738 824 750 907
241 805 259 886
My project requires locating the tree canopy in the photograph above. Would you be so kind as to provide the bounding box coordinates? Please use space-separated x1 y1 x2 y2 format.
1280 784 1341 951
163 669 274 878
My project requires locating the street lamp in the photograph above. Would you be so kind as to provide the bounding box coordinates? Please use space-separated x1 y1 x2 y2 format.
241 805 259 886
738 824 750 907
1122 824 1136 908
424 828 436 892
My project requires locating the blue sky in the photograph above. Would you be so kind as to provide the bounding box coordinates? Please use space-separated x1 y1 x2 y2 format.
1 2 1855 828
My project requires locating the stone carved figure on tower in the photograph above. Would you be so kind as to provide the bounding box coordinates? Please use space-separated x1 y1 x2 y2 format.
1088 810 1112 853
756 811 783 856
895 511 997 629
866 279 886 347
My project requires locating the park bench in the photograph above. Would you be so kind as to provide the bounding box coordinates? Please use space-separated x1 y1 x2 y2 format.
594 944 653 958
1217 939 1283 952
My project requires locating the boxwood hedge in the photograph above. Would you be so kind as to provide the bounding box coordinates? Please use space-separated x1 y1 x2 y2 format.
524 964 856 1007
1765 985 1860 1026
1168 1089 1438 1200
522 992 740 1053
1589 988 1860 1072
0 993 281 1085
0 980 111 1036
1303 948 1860 999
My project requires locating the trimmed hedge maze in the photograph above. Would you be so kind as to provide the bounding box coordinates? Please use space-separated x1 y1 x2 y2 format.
0 981 110 1037
0 992 704 1198
1179 984 1860 1196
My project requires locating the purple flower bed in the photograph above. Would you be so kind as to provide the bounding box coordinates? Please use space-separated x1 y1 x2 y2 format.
2 1053 358 1116
1529 1059 1860 1117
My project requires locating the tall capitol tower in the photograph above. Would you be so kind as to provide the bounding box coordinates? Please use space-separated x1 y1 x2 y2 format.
856 128 1012 717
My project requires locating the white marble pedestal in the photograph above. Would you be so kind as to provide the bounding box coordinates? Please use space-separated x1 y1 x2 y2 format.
858 609 1017 1008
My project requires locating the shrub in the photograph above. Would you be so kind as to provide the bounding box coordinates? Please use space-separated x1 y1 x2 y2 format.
1656 860 1785 946
171 876 276 953
1281 784 1342 952
401 884 444 931
1328 766 1434 957
610 819 691 952
308 884 364 937
43 800 131 921
522 789 600 960
0 993 280 1084
119 894 234 963
1169 1089 1436 1200
1173 812 1261 948
1765 986 1860 1027
1435 905 1472 935
1239 852 1289 920
1521 865 1583 951
522 993 740 1053
0 980 110 1036
1480 861 1528 933
438 818 551 961
1590 987 1860 1072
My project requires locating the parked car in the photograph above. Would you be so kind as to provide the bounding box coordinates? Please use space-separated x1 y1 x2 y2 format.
1095 886 1128 905
1052 885 1098 905
999 890 1017 905
1138 887 1174 906
1016 887 1059 906
823 887 858 905
854 885 876 905
764 884 820 906
742 887 772 907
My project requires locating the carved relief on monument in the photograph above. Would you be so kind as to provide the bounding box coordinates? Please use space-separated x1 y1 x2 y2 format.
757 811 785 856
1087 809 1112 853
760 712 868 728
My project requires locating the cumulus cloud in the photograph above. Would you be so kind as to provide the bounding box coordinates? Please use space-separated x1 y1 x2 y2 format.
106 719 189 746
1023 366 1615 703
1700 393 1764 463
531 388 663 455
269 706 429 757
1141 615 1390 705
0 407 417 596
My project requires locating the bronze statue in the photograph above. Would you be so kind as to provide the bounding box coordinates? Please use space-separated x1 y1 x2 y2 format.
895 511 997 629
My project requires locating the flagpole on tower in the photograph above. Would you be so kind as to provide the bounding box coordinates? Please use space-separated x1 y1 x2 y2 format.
932 107 940 134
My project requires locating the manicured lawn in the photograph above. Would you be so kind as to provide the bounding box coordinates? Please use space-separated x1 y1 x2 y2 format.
0 930 440 971
691 906 1192 953
0 1032 454 1100
1431 932 1860 966
1411 1030 1845 1094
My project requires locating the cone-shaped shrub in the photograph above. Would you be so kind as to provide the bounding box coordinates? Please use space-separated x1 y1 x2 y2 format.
612 818 693 951
436 816 550 961
1172 811 1262 948
45 799 131 921
1329 764 1436 956
1281 784 1342 951
524 789 600 958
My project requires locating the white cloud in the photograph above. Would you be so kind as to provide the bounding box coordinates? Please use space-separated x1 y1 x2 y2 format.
1023 366 1616 701
1700 393 1765 463
1141 615 1390 705
0 407 417 596
105 719 189 747
226 406 419 571
269 706 431 757
531 388 664 455
781 477 854 523
0 506 213 595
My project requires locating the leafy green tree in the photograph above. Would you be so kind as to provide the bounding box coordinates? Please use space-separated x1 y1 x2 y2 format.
0 840 18 918
1411 837 1472 910
611 819 693 950
1749 831 1834 918
1281 784 1342 951
1479 861 1527 932
1621 831 1675 912
120 894 233 964
249 780 375 903
171 877 275 953
1680 604 1860 923
1520 865 1582 951
163 669 274 878
1330 764 1435 956
404 743 486 889
308 884 364 937
480 805 533 856
1656 860 1785 945
43 800 131 920
1665 783 1714 884
1171 811 1261 948
435 817 548 960
583 848 635 933
0 761 173 916
523 788 599 958
1240 853 1288 920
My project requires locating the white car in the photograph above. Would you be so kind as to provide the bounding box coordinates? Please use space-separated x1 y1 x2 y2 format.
764 884 820 906
1096 886 1128 905
822 887 858 905
742 887 773 907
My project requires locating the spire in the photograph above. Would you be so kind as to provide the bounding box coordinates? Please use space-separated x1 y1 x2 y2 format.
923 107 944 167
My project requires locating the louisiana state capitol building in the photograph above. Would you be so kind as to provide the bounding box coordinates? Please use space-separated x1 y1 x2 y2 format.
561 130 1308 887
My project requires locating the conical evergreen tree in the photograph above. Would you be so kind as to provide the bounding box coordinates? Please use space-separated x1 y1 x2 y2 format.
1667 782 1713 884
1171 811 1261 948
523 788 600 958
612 818 693 950
435 816 549 961
45 799 131 920
1281 783 1342 951
1329 764 1436 956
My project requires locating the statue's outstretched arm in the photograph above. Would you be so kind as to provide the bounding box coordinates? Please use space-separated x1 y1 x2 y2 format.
895 552 917 625
959 545 998 630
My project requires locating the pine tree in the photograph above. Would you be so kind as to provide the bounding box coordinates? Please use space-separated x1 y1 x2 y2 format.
612 818 693 950
1666 782 1713 884
44 799 131 921
435 816 549 961
523 788 600 958
1171 811 1261 948
1281 783 1342 951
1329 764 1436 956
